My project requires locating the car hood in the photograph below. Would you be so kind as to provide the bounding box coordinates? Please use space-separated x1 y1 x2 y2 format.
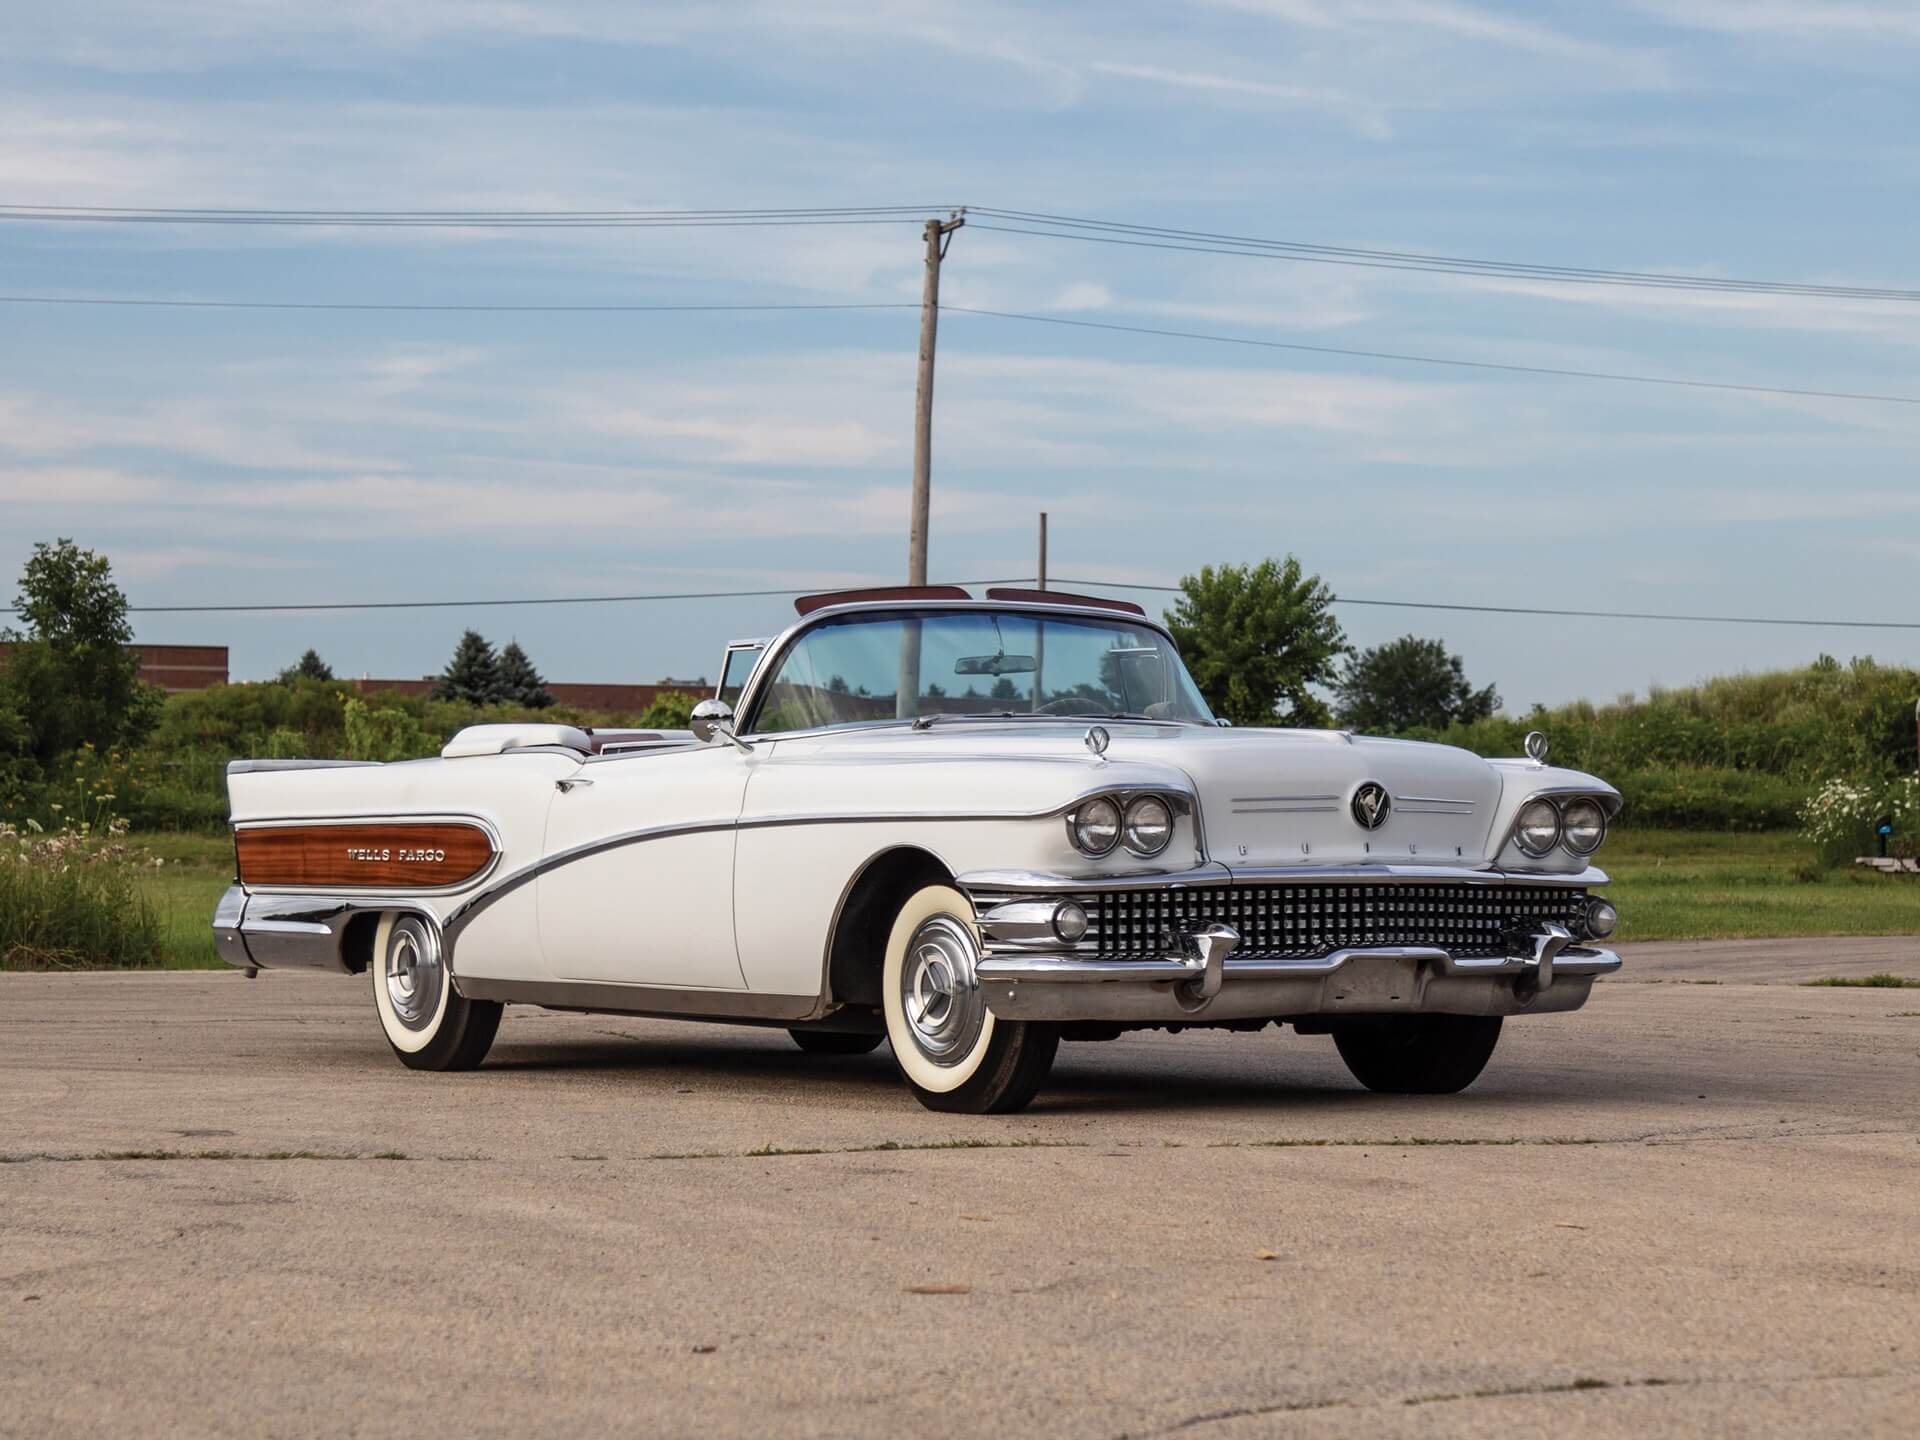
781 721 1541 869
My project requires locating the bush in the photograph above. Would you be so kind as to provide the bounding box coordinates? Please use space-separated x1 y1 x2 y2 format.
0 823 165 969
1800 775 1920 867
637 690 699 730
1611 766 1812 831
1406 658 1920 785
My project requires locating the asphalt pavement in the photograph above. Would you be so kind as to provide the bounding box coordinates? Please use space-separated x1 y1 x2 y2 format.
3 936 1917 1438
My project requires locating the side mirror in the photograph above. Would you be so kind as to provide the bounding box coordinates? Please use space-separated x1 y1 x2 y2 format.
690 698 735 745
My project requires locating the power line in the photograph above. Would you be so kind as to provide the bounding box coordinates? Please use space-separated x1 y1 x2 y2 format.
0 203 953 230
8 199 1910 304
940 305 1920 406
25 580 1031 616
969 209 1920 304
0 295 919 315
9 577 1919 632
1050 579 1920 631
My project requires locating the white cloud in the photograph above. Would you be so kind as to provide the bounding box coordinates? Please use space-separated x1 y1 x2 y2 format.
1636 2 1920 43
1088 61 1389 138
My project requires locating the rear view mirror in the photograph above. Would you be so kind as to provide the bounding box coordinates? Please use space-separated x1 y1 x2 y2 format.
955 653 1037 677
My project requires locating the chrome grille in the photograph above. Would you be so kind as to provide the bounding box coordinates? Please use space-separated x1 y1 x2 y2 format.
1075 884 1586 960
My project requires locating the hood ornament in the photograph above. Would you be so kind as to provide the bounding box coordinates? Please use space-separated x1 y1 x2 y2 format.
1524 730 1550 763
1350 781 1391 831
1084 725 1110 758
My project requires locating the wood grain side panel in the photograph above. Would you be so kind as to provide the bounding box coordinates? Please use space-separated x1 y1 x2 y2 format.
236 823 496 889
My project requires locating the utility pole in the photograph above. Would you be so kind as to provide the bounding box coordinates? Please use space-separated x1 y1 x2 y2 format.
1032 511 1048 712
906 212 965 585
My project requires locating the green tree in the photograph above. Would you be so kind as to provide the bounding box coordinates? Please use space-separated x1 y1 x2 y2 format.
637 690 697 730
1163 558 1347 727
432 630 503 705
1335 635 1499 734
277 648 334 683
1 539 162 765
496 640 553 709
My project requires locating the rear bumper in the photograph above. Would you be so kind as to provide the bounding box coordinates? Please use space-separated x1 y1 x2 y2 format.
211 885 362 973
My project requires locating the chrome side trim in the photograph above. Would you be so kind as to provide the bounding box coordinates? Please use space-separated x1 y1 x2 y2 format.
959 862 1609 894
443 796 1204 942
227 758 381 776
454 976 817 1022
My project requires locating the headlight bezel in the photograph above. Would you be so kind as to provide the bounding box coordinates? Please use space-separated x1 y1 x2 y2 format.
1506 791 1617 862
1064 788 1193 861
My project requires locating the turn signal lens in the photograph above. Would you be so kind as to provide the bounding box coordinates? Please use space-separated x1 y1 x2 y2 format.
1052 900 1090 944
1583 898 1618 939
1562 798 1607 855
1069 796 1122 856
1515 799 1561 857
1122 795 1174 857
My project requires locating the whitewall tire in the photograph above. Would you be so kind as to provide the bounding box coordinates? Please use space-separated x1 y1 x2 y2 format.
880 884 1058 1114
371 913 502 1071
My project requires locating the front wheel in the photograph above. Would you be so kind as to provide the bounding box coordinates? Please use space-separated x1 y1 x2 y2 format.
371 913 502 1071
881 884 1059 1114
1332 1015 1503 1094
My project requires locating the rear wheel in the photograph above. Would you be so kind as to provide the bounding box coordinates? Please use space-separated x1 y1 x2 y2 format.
371 913 502 1071
1332 1015 1503 1094
788 1029 884 1056
881 884 1059 1114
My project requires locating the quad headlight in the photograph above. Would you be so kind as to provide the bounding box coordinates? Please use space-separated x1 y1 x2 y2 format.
1067 792 1185 859
1514 799 1562 857
1068 796 1123 856
1510 794 1613 860
1122 795 1174 857
1562 797 1608 855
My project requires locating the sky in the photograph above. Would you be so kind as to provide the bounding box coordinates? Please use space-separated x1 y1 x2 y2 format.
2 1 1917 709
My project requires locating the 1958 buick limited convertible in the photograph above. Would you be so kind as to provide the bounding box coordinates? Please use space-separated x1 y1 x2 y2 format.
213 587 1621 1113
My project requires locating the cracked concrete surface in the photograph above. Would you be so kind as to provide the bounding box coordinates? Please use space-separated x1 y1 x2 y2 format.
2 936 1916 1438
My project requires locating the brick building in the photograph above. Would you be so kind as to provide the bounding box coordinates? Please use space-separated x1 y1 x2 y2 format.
0 641 701 712
0 642 229 693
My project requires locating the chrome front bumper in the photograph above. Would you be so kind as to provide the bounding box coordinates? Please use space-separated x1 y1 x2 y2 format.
970 886 1620 1024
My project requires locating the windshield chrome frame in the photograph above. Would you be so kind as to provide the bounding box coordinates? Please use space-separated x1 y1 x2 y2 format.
734 599 1207 740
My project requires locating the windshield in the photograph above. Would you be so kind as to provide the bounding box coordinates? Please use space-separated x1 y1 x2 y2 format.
744 609 1215 733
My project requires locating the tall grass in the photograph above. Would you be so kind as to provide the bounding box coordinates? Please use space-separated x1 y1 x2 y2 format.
0 840 165 969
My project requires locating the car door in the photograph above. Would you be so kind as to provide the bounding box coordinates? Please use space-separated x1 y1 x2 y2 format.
536 744 754 989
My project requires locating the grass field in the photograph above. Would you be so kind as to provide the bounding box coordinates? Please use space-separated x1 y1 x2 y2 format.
131 827 1920 971
134 832 236 969
1602 829 1920 942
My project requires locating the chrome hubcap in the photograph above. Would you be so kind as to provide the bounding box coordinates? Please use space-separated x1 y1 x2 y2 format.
384 918 443 1032
899 915 985 1066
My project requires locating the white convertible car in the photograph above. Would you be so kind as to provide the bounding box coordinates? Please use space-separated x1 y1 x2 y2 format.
213 587 1621 1113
